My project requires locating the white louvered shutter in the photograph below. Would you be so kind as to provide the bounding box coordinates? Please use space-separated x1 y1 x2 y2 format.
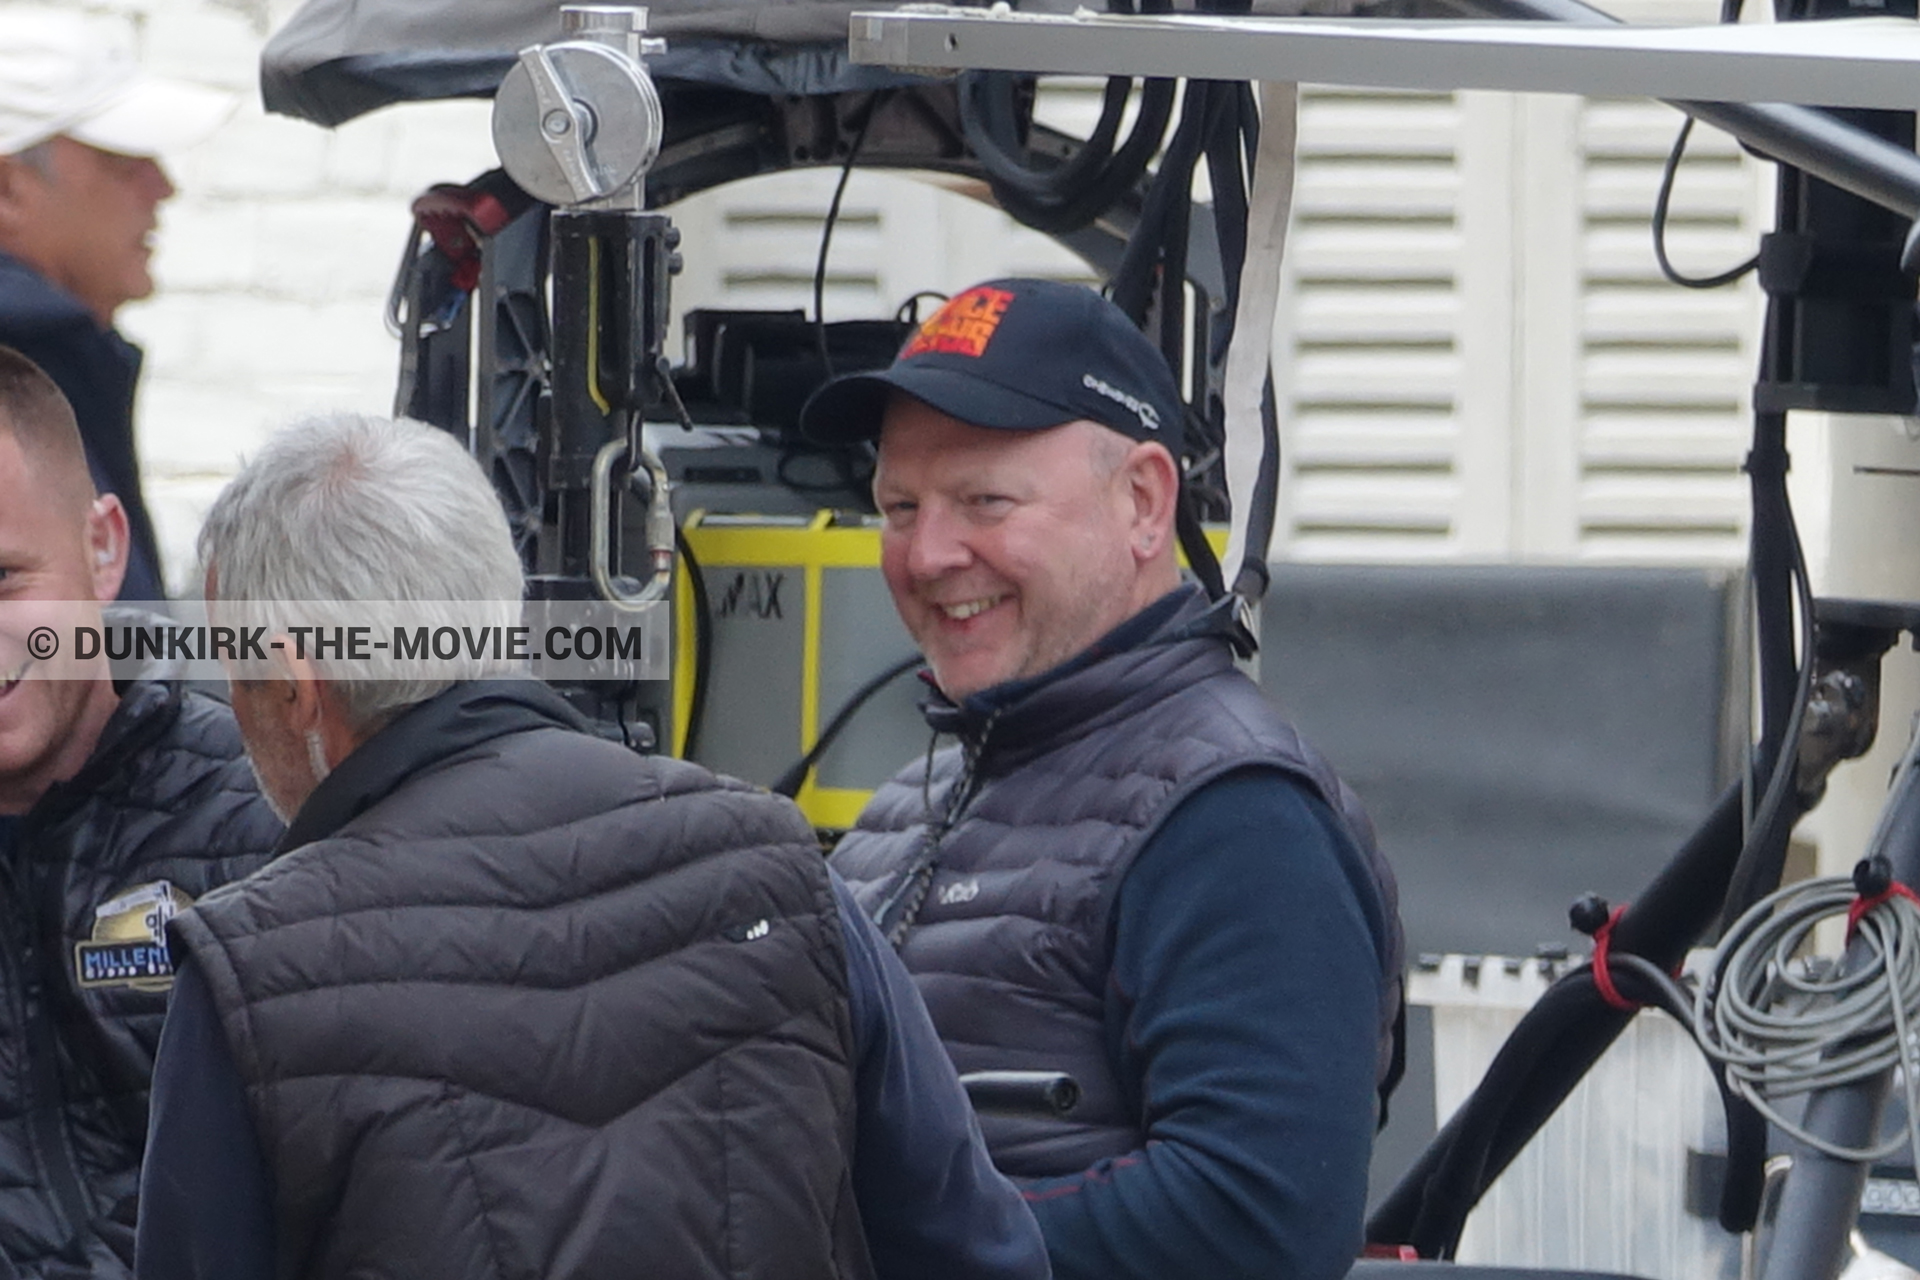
668 53 1765 568
1573 95 1760 563
1275 87 1486 561
1273 75 1763 564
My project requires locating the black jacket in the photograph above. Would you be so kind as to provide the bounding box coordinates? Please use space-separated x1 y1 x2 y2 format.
0 680 282 1278
172 681 872 1280
0 253 164 602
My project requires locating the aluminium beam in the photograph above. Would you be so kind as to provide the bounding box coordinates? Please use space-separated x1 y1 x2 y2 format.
850 8 1920 112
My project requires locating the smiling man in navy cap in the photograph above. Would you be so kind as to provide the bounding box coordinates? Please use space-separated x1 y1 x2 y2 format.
810 278 1406 1280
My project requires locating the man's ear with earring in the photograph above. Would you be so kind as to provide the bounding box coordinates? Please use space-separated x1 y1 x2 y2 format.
85 494 129 601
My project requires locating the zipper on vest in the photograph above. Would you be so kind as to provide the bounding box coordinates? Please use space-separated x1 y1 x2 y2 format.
877 712 998 946
3 846 98 1265
23 974 93 1260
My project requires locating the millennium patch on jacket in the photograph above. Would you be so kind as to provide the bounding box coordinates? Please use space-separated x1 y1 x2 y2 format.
75 880 193 991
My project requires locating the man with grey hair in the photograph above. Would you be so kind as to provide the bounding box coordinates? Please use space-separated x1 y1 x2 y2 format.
191 408 526 785
0 5 232 601
136 414 1047 1280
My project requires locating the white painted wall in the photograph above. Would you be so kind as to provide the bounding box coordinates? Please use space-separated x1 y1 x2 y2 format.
48 0 499 592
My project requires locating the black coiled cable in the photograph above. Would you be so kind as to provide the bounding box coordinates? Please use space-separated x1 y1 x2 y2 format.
956 0 1177 235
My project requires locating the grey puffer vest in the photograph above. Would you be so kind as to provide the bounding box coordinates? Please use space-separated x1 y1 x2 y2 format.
832 593 1405 1177
171 682 870 1280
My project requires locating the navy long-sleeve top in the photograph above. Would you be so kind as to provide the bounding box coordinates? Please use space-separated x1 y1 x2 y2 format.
1015 768 1390 1280
136 874 1048 1280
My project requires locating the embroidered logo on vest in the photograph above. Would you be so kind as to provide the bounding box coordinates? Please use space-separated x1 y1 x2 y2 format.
937 877 980 906
722 917 771 942
74 880 192 991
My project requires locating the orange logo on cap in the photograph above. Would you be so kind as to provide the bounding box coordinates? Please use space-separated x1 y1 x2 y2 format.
902 286 1015 359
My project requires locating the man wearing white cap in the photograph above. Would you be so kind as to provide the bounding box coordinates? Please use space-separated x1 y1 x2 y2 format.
0 6 231 602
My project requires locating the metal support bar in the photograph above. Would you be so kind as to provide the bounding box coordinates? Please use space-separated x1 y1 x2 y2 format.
850 7 1920 218
1434 0 1920 220
851 9 1920 111
1761 715 1920 1280
1687 100 1920 219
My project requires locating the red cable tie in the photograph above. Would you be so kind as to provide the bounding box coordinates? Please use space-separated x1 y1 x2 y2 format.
1590 904 1640 1012
1846 881 1920 940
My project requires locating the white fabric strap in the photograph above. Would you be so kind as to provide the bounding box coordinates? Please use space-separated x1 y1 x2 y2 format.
1221 80 1298 588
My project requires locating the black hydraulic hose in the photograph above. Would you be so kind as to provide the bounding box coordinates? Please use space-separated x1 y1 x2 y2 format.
1159 196 1191 375
1397 970 1621 1257
959 0 1159 207
1204 85 1255 323
968 75 1178 235
959 0 1180 243
967 73 1132 202
1233 376 1279 603
1602 956 1764 1234
1114 79 1244 326
1178 84 1258 552
1368 778 1766 1253
771 654 923 799
970 0 1179 200
1684 101 1920 220
1441 0 1920 218
1153 85 1210 375
1720 413 1819 931
674 529 711 762
1110 86 1212 322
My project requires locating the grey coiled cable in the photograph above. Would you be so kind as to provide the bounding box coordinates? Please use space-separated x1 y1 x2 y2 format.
1694 874 1920 1162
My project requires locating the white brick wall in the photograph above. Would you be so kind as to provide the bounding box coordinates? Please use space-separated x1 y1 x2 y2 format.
60 0 500 592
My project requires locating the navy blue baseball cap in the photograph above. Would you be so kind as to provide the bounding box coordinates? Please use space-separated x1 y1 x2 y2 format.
798 278 1185 458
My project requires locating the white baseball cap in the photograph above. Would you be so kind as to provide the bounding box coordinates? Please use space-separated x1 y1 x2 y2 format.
0 7 234 158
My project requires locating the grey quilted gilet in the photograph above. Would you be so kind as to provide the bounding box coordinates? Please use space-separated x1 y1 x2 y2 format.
172 684 869 1280
832 597 1405 1177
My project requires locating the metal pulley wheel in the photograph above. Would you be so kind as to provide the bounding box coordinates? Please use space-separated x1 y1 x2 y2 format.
493 32 663 207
